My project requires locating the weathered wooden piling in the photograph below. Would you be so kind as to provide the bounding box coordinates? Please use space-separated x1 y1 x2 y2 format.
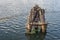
39 9 47 32
26 5 47 34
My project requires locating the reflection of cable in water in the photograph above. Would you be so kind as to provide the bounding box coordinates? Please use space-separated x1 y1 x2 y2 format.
0 14 20 21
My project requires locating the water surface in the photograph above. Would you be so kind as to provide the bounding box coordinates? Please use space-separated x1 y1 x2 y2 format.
0 0 60 40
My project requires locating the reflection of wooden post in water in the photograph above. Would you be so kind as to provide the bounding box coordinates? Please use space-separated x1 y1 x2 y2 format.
26 5 47 33
25 31 46 40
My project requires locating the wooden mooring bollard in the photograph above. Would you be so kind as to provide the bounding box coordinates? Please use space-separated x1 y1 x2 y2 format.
26 5 47 34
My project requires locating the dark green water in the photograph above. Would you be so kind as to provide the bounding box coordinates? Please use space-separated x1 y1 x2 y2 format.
0 0 60 40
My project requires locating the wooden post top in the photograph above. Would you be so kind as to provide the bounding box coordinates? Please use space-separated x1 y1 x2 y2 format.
28 5 46 24
30 5 45 15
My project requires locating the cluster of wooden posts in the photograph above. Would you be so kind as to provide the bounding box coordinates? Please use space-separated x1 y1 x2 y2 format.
26 5 47 34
